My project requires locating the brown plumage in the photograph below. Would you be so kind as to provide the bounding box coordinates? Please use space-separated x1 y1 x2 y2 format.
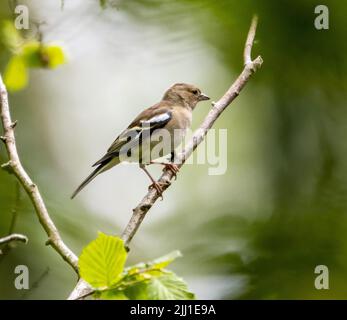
71 83 209 199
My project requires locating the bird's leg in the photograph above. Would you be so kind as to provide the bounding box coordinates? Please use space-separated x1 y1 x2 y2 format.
170 151 175 163
150 152 180 179
164 163 180 178
139 164 164 199
150 162 179 180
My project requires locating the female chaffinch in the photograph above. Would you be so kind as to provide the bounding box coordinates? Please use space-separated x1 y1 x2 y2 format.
71 83 209 199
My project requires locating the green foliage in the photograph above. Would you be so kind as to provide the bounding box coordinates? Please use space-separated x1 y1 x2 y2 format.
151 250 182 269
78 233 195 300
4 55 28 92
0 20 22 51
125 272 195 300
97 289 128 300
40 45 66 69
146 273 195 300
79 232 127 289
1 20 66 92
21 42 44 67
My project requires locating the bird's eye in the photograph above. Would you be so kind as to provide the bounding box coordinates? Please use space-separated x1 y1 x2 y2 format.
192 90 199 95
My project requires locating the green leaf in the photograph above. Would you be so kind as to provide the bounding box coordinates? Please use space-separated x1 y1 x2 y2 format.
41 45 66 69
21 42 66 69
124 282 149 300
1 20 22 52
125 250 182 276
79 233 127 289
4 55 28 92
151 250 182 269
125 272 195 300
147 272 195 300
96 289 128 300
21 41 43 68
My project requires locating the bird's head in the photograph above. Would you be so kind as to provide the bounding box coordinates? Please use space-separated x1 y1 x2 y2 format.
162 83 210 109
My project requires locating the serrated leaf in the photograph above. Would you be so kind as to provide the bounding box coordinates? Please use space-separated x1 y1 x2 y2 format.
125 272 195 300
4 55 28 92
79 233 127 289
147 272 195 300
124 282 150 300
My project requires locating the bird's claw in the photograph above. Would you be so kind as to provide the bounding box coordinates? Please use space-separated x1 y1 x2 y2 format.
163 163 179 180
148 181 164 200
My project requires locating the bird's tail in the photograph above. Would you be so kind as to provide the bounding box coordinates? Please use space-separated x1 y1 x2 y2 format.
71 164 104 199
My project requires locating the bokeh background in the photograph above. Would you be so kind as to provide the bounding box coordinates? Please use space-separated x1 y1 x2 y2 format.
1 0 347 299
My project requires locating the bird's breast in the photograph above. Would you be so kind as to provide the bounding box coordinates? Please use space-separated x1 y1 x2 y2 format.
170 107 192 130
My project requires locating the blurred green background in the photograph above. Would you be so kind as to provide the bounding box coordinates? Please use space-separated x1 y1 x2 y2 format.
1 0 347 299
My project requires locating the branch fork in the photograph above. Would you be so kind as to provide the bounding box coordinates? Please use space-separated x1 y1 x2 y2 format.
0 14 262 300
0 76 79 272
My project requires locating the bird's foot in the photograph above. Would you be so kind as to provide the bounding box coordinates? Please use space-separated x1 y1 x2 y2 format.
148 181 165 199
163 163 180 180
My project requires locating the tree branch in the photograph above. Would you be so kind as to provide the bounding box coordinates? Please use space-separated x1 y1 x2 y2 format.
121 15 262 245
0 75 79 272
0 233 28 246
68 14 263 300
244 15 258 65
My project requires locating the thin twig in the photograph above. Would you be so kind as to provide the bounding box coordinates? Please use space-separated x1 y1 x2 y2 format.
0 233 28 245
68 14 263 300
0 75 79 272
244 15 258 65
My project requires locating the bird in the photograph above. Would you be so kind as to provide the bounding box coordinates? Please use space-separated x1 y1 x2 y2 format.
71 83 210 199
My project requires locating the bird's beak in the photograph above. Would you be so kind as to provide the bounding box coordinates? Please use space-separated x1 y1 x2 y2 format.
198 93 210 101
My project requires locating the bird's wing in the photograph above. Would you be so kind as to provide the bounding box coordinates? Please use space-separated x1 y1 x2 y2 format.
92 105 172 167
